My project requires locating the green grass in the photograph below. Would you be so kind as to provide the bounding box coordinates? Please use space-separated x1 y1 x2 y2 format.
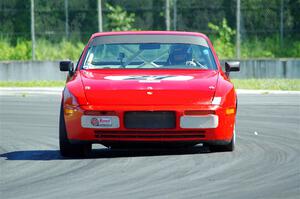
0 79 299 91
0 81 65 87
231 79 300 91
0 39 84 61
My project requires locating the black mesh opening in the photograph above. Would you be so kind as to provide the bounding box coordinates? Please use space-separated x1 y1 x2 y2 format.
124 111 176 129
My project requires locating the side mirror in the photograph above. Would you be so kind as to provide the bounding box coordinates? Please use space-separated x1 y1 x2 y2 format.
225 61 240 73
60 61 74 76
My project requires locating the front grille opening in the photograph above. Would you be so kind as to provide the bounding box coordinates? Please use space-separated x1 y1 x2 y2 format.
94 131 206 139
124 111 176 129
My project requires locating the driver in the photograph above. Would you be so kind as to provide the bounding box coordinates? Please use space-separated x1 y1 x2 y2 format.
167 44 192 65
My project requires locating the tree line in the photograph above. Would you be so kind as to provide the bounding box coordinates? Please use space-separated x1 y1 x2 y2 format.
0 0 299 43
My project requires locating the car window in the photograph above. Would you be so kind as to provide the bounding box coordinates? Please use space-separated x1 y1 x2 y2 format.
83 43 217 70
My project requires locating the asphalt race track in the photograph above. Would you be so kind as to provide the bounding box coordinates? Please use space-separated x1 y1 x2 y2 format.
0 90 299 199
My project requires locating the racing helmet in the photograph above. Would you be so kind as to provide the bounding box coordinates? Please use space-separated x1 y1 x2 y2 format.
167 44 192 65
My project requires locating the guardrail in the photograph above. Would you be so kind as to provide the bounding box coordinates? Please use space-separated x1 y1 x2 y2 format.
0 59 299 81
221 59 300 79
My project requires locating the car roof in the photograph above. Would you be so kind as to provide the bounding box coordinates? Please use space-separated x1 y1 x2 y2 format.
90 31 209 41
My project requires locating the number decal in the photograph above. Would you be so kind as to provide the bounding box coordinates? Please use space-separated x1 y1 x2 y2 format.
104 75 194 82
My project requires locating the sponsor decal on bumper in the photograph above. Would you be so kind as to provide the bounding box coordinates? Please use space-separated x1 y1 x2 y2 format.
81 116 120 129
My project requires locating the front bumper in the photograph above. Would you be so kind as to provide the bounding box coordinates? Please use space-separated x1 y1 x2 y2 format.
64 104 235 143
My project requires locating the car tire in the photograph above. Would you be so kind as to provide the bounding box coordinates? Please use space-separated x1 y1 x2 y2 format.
209 125 235 152
59 103 91 157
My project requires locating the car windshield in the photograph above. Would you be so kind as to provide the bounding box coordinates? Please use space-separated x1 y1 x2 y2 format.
82 42 217 70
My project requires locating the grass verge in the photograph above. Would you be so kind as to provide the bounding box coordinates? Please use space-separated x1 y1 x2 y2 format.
231 79 300 91
0 79 299 91
0 81 65 87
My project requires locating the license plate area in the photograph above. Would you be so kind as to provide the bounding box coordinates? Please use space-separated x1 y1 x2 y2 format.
124 111 176 129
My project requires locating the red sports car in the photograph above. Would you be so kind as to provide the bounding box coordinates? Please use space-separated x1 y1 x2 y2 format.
59 31 240 157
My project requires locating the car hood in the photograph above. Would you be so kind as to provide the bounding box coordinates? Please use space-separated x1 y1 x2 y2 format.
80 69 218 106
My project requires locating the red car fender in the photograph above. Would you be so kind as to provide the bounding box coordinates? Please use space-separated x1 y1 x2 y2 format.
63 73 88 106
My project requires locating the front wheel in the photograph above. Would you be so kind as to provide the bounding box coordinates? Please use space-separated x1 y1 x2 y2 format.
59 103 91 157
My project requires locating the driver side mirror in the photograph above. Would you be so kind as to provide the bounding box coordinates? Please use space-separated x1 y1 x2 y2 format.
60 61 74 76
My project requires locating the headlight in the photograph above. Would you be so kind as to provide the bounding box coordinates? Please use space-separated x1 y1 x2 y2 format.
211 97 222 105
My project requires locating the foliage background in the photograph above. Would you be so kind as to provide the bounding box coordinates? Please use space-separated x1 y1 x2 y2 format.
0 0 299 60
